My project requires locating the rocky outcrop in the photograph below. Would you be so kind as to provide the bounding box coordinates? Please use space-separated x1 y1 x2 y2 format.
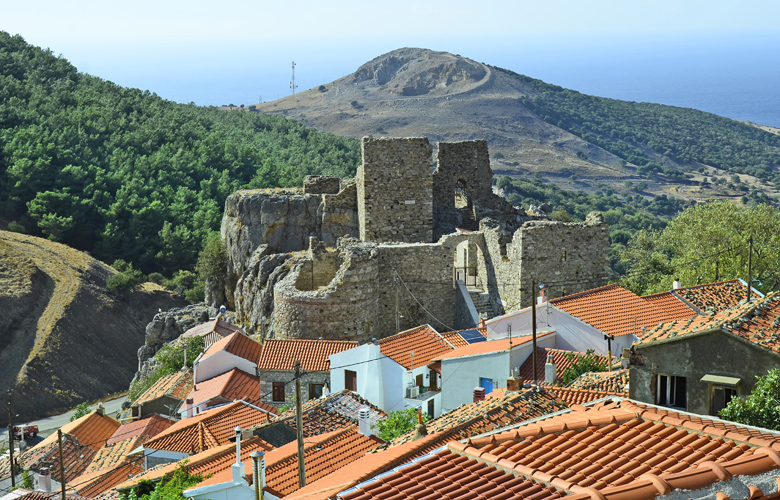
234 246 295 337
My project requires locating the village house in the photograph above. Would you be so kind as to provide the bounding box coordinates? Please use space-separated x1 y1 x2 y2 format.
193 331 263 384
129 369 192 420
631 292 780 415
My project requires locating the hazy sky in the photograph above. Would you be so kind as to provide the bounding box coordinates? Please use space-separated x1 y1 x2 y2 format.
4 0 780 109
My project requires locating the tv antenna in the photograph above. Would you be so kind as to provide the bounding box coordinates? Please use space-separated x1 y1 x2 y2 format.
290 61 298 95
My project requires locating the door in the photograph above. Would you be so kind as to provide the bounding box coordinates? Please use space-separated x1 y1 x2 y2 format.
479 377 493 394
345 370 357 392
427 399 435 419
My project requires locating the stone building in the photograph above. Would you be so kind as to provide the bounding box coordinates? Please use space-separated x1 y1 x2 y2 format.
214 137 609 342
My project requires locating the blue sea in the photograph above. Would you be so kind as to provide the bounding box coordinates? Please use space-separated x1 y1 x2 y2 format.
72 34 780 128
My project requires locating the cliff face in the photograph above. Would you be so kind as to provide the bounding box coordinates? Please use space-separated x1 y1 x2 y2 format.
0 231 187 424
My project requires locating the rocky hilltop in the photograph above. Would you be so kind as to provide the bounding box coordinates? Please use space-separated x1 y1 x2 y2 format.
0 231 186 424
258 48 624 182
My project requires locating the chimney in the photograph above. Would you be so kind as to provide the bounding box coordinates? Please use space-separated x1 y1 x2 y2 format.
232 427 242 483
673 278 681 290
412 423 428 440
537 286 547 304
95 403 105 417
473 387 486 403
38 466 52 492
416 406 423 425
544 354 556 385
358 407 371 436
251 451 266 499
478 314 487 328
185 398 194 419
506 377 521 392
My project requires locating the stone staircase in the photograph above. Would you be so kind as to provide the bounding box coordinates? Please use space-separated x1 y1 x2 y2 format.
468 290 496 320
458 206 478 231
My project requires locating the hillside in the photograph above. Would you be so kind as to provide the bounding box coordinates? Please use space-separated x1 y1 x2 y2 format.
256 48 780 206
0 230 187 424
0 32 361 278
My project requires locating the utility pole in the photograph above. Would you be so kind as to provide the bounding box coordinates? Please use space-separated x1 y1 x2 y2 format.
294 361 305 488
604 334 614 372
8 390 15 488
290 61 298 95
531 280 538 383
747 235 753 304
58 430 66 500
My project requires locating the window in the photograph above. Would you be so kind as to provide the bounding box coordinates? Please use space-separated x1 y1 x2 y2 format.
656 374 686 409
272 382 285 402
711 386 737 415
309 383 324 401
345 370 357 392
415 373 424 388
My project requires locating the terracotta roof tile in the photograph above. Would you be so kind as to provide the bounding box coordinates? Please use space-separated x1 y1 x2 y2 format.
641 291 700 319
434 332 554 361
83 415 175 475
143 400 274 454
675 279 760 312
546 386 625 406
638 293 780 354
552 283 684 337
70 461 144 498
131 369 193 408
337 398 780 500
181 318 244 339
256 339 357 372
201 331 263 364
378 325 453 370
567 369 629 394
517 347 609 383
272 390 386 438
186 368 276 413
9 490 88 500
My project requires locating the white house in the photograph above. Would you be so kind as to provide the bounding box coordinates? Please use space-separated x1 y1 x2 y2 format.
193 331 263 384
436 332 557 412
329 325 454 419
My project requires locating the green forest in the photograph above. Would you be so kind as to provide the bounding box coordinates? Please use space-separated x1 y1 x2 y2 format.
0 32 361 280
498 67 780 184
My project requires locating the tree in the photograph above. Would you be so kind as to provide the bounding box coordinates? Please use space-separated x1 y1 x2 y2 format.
559 349 608 386
70 401 92 422
122 462 204 500
376 407 429 441
619 201 780 295
719 369 780 430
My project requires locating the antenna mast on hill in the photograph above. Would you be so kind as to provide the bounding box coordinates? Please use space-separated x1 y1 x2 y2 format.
290 61 298 95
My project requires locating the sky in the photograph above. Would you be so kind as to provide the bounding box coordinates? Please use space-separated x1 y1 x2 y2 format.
3 0 780 115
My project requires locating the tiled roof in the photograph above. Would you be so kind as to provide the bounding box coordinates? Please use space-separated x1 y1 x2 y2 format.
115 435 273 491
546 386 624 406
438 327 488 348
640 291 699 319
517 347 608 383
33 411 121 456
337 398 780 500
8 490 88 500
142 400 274 454
434 332 554 361
181 318 244 339
638 293 780 354
70 461 144 498
186 368 275 412
676 279 760 312
378 325 453 370
551 283 680 337
131 369 193 408
567 369 629 394
83 415 174 475
272 390 387 438
200 331 263 364
256 339 357 372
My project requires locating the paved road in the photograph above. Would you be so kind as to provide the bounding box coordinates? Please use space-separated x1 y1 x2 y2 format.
1 395 127 447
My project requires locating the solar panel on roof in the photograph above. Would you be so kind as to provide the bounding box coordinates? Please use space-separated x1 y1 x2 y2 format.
459 329 486 344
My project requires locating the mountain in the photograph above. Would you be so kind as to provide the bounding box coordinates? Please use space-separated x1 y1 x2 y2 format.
0 230 187 424
256 48 780 206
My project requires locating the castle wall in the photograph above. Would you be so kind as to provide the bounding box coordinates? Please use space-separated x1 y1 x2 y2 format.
320 178 359 245
272 241 379 341
433 140 493 212
357 137 433 244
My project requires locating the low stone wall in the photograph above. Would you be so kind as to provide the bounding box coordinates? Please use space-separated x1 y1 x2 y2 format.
304 175 341 195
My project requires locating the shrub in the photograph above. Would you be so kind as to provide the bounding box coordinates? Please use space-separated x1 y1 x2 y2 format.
7 221 25 233
377 407 429 441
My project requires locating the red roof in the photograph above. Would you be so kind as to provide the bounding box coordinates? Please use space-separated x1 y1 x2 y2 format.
546 386 625 406
675 279 758 312
567 369 629 394
640 291 699 320
434 332 554 361
518 347 610 383
185 368 276 413
551 283 681 337
142 400 274 454
273 390 386 438
438 327 487 348
378 325 453 370
337 398 780 500
131 369 193 407
201 331 263 364
638 292 780 354
256 339 358 372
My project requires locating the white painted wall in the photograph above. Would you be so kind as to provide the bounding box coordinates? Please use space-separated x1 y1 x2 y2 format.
195 351 256 384
439 333 557 413
329 343 405 412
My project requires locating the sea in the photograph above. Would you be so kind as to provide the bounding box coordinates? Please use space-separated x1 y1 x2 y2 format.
72 34 780 128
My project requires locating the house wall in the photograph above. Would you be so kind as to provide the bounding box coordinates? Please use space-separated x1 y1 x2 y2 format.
329 343 405 412
630 330 780 415
195 351 256 384
440 334 557 412
135 395 181 419
259 370 330 408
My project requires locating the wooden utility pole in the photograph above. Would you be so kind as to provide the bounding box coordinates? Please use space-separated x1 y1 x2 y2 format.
294 361 305 488
747 236 753 304
8 390 14 488
57 429 66 500
531 280 538 383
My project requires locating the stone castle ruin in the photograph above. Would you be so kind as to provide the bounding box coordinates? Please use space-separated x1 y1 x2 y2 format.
211 137 609 342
